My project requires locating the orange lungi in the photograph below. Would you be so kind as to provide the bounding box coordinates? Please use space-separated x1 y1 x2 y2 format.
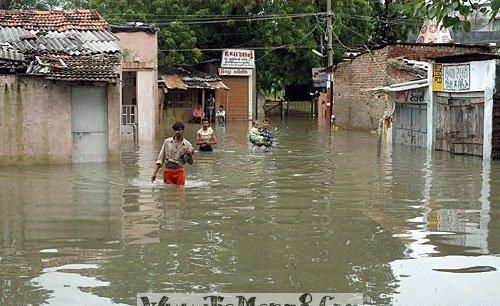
163 167 186 186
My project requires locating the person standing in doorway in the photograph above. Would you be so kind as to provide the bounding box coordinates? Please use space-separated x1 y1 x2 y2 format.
196 117 217 152
215 105 226 125
151 122 194 186
206 94 215 123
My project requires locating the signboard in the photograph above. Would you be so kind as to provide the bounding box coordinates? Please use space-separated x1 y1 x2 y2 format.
443 64 470 91
221 49 255 68
432 64 443 91
218 68 252 76
395 88 425 103
432 63 470 92
312 68 328 88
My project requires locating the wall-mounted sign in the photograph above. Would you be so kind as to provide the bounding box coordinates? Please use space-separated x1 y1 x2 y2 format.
395 88 426 103
312 68 328 88
443 64 470 91
221 49 255 68
218 68 252 76
433 63 470 92
432 64 443 91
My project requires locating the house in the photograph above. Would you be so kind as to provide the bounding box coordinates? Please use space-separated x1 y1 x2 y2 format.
332 43 494 131
110 23 158 141
159 65 229 123
368 53 500 159
0 9 122 165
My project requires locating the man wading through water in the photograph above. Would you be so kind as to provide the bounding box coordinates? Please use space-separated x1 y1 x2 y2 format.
151 122 194 186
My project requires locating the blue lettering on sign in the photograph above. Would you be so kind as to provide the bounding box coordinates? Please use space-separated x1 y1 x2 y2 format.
443 64 470 91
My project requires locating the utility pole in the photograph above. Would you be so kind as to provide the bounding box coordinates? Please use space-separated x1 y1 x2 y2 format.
327 0 333 68
326 0 334 125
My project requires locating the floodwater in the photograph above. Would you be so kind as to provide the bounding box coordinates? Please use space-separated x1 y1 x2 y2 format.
1 117 500 306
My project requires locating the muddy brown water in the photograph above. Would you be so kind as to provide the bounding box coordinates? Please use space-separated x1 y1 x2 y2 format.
1 118 500 305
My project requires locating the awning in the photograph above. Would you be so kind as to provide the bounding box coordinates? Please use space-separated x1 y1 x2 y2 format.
160 74 229 91
207 80 229 90
365 79 429 93
161 74 187 90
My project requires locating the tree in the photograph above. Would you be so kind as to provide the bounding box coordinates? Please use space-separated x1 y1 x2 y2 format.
2 0 380 92
370 0 421 44
415 0 500 32
7 0 66 9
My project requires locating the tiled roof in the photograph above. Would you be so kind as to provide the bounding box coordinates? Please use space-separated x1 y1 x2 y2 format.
0 10 108 31
0 9 121 82
26 54 121 83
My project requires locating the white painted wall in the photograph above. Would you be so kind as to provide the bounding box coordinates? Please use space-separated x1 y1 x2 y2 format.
482 60 496 159
469 60 496 92
136 70 155 141
435 60 496 159
248 68 255 120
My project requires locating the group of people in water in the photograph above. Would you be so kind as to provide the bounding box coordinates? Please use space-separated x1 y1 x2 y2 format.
151 117 274 186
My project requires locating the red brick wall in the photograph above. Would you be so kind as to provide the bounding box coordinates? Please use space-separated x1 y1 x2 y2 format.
333 44 491 131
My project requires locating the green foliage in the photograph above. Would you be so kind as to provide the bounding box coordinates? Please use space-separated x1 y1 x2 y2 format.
3 0 426 91
369 0 421 44
414 0 500 32
9 0 65 9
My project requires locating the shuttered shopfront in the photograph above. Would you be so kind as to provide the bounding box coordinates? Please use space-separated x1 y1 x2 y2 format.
219 76 249 121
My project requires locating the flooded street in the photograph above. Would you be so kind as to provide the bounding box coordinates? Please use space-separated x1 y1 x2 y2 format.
1 117 500 306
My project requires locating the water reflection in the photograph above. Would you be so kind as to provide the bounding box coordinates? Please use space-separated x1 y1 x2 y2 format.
1 118 500 306
385 145 500 305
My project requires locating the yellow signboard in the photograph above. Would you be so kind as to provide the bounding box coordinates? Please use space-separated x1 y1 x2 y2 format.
432 63 443 91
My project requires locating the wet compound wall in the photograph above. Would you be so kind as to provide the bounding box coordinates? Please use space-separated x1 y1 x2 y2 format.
0 75 72 165
0 75 122 165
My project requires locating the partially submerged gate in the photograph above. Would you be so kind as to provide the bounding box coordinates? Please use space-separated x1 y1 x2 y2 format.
72 86 108 162
435 94 484 156
392 88 427 147
491 95 500 159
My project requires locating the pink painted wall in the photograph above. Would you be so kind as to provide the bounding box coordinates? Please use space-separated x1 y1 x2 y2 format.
114 31 158 65
114 30 160 140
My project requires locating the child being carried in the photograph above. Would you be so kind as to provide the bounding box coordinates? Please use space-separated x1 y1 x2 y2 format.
249 119 264 145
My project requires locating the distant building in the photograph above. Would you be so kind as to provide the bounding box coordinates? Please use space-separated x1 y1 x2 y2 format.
0 10 122 165
159 65 229 123
332 43 493 131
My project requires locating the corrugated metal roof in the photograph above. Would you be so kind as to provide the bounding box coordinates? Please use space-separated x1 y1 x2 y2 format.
207 81 229 90
0 46 24 61
0 10 121 83
0 27 120 55
161 74 188 90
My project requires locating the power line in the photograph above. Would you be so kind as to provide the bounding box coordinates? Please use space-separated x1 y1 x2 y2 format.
153 13 325 25
158 45 313 53
102 11 421 27
256 25 319 61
